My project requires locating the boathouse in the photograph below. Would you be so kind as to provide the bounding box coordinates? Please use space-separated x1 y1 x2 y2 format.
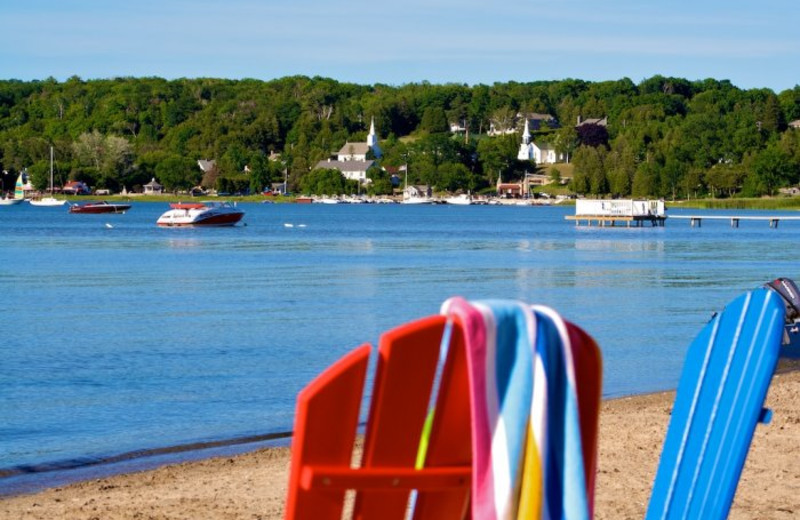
566 199 666 227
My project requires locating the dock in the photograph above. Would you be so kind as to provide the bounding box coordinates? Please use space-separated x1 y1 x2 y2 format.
670 215 800 228
567 199 667 227
565 214 666 227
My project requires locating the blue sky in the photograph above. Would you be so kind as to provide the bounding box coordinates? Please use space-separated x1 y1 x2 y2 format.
3 0 798 92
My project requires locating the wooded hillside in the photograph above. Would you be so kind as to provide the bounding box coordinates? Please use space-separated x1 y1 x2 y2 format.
1 75 799 198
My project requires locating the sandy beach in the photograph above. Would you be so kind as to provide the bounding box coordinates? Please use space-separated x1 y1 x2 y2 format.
2 369 798 519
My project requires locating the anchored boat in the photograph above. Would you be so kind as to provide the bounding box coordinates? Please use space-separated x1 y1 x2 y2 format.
69 201 132 214
156 201 244 227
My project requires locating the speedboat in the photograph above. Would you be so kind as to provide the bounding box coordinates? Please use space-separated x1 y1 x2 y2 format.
156 201 245 227
69 201 132 214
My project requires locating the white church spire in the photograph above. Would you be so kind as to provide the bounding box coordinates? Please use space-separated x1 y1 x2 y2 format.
367 116 382 158
522 118 531 145
517 118 534 161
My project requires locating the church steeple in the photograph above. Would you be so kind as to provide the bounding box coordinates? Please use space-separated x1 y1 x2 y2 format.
366 116 382 158
522 118 531 145
517 118 534 161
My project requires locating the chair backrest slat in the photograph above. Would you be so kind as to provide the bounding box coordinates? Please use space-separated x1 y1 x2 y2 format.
285 344 372 520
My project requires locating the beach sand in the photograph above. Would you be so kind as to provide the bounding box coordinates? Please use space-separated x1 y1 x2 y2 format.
2 370 798 519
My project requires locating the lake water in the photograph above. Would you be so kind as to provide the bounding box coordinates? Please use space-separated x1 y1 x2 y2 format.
1 201 798 493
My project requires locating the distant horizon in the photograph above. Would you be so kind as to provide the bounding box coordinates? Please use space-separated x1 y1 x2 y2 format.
3 1 798 94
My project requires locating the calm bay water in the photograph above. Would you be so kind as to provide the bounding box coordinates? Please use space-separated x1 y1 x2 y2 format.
1 201 798 492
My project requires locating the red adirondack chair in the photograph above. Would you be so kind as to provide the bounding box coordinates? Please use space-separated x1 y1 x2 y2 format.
285 311 602 520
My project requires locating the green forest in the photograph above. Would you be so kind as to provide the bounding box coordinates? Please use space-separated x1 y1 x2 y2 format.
1 75 799 199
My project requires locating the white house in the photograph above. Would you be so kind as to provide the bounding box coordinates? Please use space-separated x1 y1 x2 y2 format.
336 117 382 161
336 143 370 162
314 159 376 184
318 117 382 184
532 143 563 165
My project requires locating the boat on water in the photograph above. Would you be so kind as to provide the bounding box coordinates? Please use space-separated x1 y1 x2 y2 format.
444 193 474 205
29 196 68 207
401 195 435 205
69 201 132 214
0 173 25 205
156 201 245 227
30 147 67 207
0 195 23 206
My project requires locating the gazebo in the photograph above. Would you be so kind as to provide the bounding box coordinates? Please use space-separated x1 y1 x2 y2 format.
144 178 163 195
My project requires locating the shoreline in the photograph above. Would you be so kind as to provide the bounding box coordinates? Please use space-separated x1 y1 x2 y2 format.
5 356 797 498
2 369 798 519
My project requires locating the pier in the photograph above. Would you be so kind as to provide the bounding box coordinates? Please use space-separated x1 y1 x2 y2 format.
565 214 666 227
670 215 800 228
567 199 667 227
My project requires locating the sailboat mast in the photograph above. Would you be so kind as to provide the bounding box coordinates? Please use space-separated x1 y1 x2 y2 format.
49 146 54 194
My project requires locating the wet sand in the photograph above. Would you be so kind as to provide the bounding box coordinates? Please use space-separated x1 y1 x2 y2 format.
2 370 799 519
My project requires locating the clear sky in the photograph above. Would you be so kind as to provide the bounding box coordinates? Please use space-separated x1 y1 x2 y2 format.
3 0 798 92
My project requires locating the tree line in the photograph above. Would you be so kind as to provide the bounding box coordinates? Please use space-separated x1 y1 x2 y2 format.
1 75 799 198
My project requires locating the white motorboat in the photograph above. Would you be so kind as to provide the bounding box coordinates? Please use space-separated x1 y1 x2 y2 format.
401 196 435 205
444 194 473 205
156 201 245 227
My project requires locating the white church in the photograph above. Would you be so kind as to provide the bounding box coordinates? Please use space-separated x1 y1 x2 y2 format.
517 119 563 165
315 118 382 184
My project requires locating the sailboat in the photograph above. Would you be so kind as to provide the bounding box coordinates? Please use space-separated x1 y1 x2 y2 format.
29 147 67 207
0 173 25 205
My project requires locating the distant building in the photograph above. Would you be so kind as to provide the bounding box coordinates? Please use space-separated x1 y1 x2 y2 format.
532 143 563 165
271 182 288 195
316 117 382 184
62 180 91 195
450 121 467 133
144 178 163 194
518 119 535 161
336 117 382 161
576 116 608 127
491 112 559 136
517 119 563 164
789 120 800 129
314 159 376 184
523 113 559 131
404 184 432 198
336 142 371 162
496 173 524 198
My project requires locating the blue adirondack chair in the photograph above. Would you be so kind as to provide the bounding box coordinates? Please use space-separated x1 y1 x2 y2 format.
646 287 786 519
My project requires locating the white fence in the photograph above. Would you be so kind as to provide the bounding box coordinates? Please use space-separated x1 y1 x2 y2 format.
575 199 665 218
